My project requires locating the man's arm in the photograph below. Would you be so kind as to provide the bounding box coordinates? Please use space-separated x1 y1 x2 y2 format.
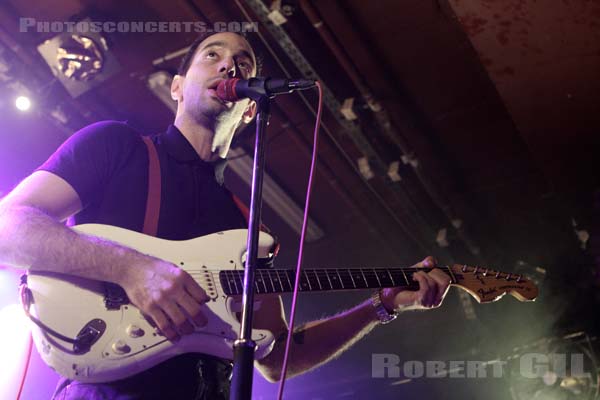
255 258 450 382
0 171 208 340
254 295 379 382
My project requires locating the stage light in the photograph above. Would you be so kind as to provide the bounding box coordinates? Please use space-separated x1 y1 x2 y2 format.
15 96 31 111
38 21 120 98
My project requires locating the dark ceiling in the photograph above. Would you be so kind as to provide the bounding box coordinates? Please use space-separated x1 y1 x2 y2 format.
1 0 599 399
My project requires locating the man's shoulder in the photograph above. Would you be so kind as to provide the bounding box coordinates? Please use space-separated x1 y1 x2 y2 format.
59 120 151 158
75 120 144 142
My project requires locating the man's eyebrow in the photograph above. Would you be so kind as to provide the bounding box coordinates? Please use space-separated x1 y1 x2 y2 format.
199 40 226 52
199 41 255 67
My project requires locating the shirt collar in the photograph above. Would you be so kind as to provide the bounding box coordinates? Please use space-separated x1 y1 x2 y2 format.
162 124 227 184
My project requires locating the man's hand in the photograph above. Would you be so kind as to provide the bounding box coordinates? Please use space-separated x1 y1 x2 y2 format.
380 256 451 312
120 259 209 341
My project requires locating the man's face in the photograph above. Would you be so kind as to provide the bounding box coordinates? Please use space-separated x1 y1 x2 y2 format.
174 32 257 126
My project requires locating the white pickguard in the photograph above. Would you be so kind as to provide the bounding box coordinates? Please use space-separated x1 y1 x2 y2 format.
25 224 277 383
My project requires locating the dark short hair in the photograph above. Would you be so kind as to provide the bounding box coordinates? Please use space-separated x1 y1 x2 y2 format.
177 31 263 76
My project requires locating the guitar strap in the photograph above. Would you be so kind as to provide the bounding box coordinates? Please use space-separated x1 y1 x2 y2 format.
141 136 161 237
140 135 276 249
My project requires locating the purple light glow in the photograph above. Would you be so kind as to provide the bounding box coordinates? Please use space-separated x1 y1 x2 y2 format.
0 269 59 399
0 304 31 400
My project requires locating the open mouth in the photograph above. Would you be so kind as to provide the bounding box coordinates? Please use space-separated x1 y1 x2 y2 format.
208 80 233 108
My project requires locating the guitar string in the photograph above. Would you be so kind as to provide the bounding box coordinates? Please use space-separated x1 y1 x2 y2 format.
186 267 524 293
186 266 455 274
186 267 457 295
186 267 520 284
142 269 526 304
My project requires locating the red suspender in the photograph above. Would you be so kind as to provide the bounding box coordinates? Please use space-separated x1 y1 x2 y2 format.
141 135 276 255
141 136 161 236
230 194 251 225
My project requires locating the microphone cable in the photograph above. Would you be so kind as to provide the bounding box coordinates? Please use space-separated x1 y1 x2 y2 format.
276 81 323 400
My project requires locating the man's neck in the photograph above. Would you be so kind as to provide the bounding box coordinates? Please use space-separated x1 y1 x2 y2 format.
173 116 220 162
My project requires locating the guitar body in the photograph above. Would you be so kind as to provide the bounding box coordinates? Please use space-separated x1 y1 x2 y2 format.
26 224 277 383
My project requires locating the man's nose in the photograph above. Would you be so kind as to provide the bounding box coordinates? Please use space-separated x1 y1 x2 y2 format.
219 57 236 78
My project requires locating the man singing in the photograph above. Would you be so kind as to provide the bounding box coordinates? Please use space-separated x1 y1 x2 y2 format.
0 31 451 399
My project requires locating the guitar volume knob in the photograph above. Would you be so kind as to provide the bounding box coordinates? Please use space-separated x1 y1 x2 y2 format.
112 340 131 354
126 324 145 338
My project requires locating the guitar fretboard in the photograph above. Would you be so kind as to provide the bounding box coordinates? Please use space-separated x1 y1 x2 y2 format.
218 267 454 296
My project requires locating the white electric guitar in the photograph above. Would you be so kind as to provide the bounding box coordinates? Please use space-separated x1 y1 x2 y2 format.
22 224 538 383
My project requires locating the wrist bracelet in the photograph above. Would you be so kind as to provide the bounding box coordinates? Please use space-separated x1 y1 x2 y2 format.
371 290 397 324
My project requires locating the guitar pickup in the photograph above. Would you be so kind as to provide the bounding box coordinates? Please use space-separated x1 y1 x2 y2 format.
103 282 130 309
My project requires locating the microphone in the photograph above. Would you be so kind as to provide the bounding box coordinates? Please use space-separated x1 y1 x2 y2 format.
216 77 316 102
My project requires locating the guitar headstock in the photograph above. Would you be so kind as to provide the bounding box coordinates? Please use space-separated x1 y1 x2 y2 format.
448 264 539 303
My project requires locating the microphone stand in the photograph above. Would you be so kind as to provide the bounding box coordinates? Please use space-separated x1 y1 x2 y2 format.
230 93 272 400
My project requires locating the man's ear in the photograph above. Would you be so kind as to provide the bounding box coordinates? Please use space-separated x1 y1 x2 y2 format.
242 100 257 124
171 75 184 102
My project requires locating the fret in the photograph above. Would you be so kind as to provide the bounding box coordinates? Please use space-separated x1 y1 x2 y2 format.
337 269 350 289
282 269 293 291
375 269 393 287
386 268 396 286
323 269 333 290
389 269 409 288
370 268 382 288
278 270 292 292
312 270 324 290
350 269 367 289
305 270 320 291
363 268 381 288
268 270 277 293
254 275 262 294
401 268 410 286
228 270 252 295
263 269 275 293
302 271 312 291
279 269 294 292
344 269 356 288
359 269 369 288
230 270 240 295
299 271 310 291
318 269 332 290
400 268 413 286
257 270 268 294
237 271 245 295
328 270 343 289
221 271 232 295
405 269 416 288
270 270 285 293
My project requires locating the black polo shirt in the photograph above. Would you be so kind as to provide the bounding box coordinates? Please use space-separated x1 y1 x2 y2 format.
39 120 247 399
39 120 247 239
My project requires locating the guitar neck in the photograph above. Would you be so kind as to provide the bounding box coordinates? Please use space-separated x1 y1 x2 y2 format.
219 267 454 295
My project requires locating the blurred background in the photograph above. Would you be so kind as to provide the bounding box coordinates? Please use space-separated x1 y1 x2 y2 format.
0 0 599 399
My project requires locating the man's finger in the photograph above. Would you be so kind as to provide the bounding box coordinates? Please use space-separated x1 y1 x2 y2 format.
428 268 452 307
161 301 189 334
177 294 208 327
412 256 437 270
184 277 210 304
423 256 437 268
424 275 439 307
413 271 433 307
148 306 179 341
